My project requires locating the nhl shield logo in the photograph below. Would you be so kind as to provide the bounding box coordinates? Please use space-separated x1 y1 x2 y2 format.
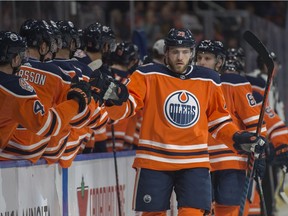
164 90 200 128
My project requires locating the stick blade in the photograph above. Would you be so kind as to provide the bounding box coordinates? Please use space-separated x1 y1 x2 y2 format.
243 30 274 74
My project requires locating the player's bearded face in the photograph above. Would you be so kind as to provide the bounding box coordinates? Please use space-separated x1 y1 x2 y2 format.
166 47 192 74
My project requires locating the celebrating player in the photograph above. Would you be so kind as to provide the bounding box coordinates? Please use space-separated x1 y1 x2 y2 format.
0 31 90 151
102 28 267 215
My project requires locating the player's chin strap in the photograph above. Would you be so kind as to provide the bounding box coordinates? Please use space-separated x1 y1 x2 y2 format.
275 165 288 204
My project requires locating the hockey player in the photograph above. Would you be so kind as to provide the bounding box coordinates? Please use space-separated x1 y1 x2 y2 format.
110 41 140 82
106 41 141 151
0 19 71 162
0 19 92 163
102 28 267 216
74 22 115 152
46 20 111 167
246 52 288 215
40 20 95 167
195 41 266 216
0 31 90 150
247 52 285 121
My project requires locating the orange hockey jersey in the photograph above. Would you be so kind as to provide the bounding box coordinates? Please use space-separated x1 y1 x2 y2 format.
74 51 109 146
246 73 287 216
43 58 96 167
253 91 288 148
124 110 143 149
0 59 72 162
208 73 267 171
105 64 241 171
0 71 78 150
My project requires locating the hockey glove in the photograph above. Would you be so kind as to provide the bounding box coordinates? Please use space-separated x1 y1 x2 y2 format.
273 144 288 167
253 154 266 180
89 71 112 104
67 77 91 113
233 131 266 155
103 81 129 106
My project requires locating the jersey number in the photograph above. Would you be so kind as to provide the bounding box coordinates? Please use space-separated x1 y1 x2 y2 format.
265 106 275 118
34 100 45 116
246 93 256 107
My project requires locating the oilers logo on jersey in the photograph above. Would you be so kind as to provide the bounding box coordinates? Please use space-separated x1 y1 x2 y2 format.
164 90 199 128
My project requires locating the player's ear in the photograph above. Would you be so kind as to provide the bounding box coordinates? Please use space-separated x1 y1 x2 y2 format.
217 58 222 65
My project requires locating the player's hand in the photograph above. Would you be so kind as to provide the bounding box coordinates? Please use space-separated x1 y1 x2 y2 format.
103 81 129 106
233 131 266 155
89 71 112 104
67 76 91 113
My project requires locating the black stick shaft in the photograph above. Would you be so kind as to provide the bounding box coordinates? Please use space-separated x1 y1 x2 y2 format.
239 30 274 216
112 124 122 216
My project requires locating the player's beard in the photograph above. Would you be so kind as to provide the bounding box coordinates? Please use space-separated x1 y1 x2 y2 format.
167 58 189 74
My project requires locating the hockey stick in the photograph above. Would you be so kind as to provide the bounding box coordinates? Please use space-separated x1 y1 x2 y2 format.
238 30 274 216
111 123 122 216
275 165 288 204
